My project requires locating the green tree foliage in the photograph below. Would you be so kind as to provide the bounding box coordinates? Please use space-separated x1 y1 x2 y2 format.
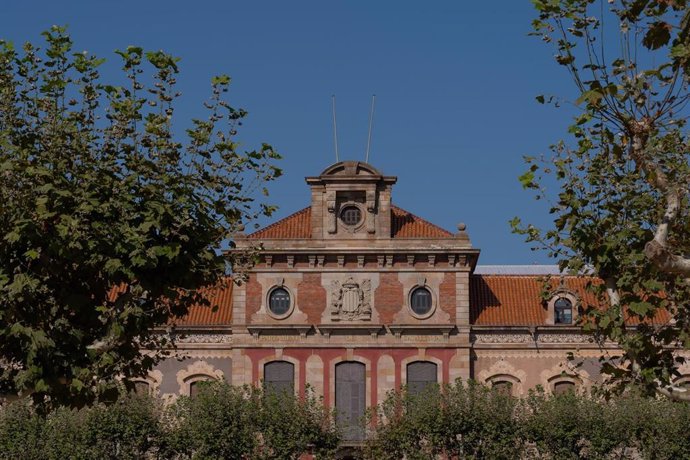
514 0 690 397
0 27 280 408
161 381 339 459
364 381 520 460
0 394 163 460
0 383 338 460
366 382 690 460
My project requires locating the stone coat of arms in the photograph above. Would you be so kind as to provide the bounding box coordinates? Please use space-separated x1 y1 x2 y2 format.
330 277 371 321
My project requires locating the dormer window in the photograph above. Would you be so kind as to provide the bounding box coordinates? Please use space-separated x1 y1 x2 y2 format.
554 297 573 324
340 205 362 226
545 289 579 326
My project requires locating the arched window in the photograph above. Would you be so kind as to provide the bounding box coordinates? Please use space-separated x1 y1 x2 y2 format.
407 361 437 395
264 361 295 395
554 297 573 324
553 381 576 395
268 287 291 316
336 362 366 442
491 380 514 396
133 381 150 396
188 377 212 398
410 287 433 317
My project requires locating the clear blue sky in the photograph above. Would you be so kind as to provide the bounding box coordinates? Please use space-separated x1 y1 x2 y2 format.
1 1 580 264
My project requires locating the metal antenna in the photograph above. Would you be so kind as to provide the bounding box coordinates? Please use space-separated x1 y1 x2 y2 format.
365 94 376 163
331 95 339 162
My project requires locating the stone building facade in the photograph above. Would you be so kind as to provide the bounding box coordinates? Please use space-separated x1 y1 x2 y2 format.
137 161 675 440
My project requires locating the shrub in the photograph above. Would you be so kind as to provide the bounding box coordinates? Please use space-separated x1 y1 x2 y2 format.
365 380 521 460
163 381 339 459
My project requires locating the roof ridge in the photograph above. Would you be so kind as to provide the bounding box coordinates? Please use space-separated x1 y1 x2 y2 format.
391 204 453 237
247 206 311 238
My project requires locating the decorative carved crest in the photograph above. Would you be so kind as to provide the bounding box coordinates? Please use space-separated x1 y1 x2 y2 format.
330 277 372 321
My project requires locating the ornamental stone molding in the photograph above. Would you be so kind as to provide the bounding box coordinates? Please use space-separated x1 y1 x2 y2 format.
176 359 225 395
126 369 163 397
477 360 526 396
539 333 594 344
473 334 533 344
329 277 372 321
539 361 591 393
472 332 596 344
174 333 232 344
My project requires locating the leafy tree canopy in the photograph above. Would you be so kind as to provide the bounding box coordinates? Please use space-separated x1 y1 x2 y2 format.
0 26 280 409
514 0 690 397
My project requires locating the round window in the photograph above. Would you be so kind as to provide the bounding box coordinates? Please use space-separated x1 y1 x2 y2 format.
410 287 433 316
340 205 362 226
268 287 291 316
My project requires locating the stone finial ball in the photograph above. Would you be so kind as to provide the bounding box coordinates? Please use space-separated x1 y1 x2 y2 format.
457 223 467 232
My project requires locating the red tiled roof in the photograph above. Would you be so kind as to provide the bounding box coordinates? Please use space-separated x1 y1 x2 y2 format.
246 205 453 239
391 206 453 238
470 275 671 326
107 279 233 327
247 207 312 239
470 275 598 326
174 279 233 326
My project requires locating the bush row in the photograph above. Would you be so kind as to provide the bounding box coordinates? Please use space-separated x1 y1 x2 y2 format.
0 382 338 460
3 380 690 459
365 381 690 460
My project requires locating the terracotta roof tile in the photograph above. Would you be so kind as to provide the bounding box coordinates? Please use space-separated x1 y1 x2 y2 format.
107 279 233 327
470 275 598 326
246 205 453 239
470 275 670 326
174 279 233 326
247 207 312 239
391 206 454 238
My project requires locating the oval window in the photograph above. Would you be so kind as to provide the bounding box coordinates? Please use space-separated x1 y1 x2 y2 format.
410 287 432 316
268 287 291 316
340 205 362 226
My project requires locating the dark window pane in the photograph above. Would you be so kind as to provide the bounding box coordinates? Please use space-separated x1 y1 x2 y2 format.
411 287 432 316
553 381 576 395
133 381 150 396
340 206 362 226
554 298 573 324
336 362 366 442
407 361 437 395
269 288 291 316
492 380 513 395
264 361 294 395
189 380 205 398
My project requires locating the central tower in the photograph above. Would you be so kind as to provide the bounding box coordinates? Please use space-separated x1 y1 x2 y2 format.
306 161 397 239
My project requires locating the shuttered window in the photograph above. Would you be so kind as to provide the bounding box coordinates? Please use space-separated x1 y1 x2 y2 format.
336 362 366 441
407 361 437 395
264 361 295 395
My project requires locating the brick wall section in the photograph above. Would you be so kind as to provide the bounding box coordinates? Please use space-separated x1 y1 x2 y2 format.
439 272 456 322
298 273 326 323
375 273 403 323
245 274 262 321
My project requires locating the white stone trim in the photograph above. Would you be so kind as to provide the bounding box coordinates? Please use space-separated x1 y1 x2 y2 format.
328 354 372 410
400 353 443 386
176 360 224 395
539 361 591 394
477 360 526 396
257 352 301 396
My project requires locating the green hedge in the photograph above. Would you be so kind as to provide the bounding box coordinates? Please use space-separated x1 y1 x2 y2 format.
365 382 690 460
4 381 690 460
0 382 338 460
